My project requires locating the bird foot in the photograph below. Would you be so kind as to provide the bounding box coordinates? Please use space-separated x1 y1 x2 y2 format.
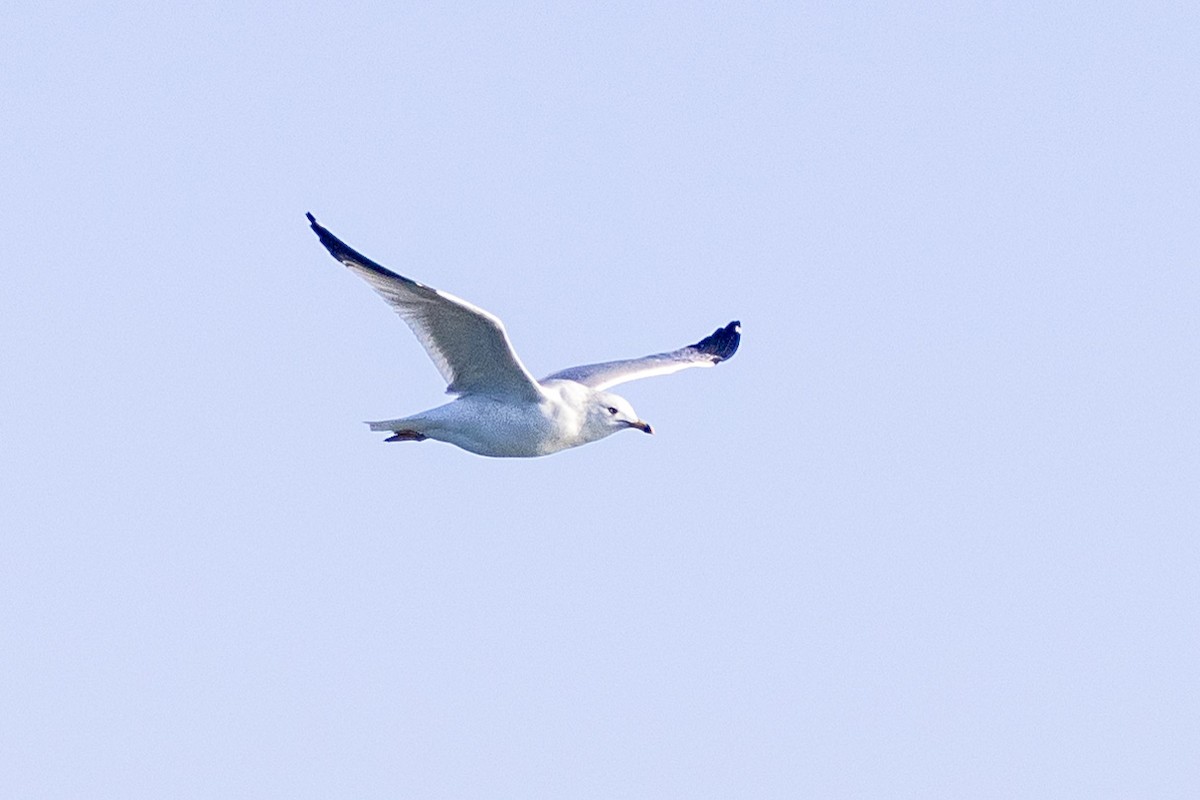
384 430 428 442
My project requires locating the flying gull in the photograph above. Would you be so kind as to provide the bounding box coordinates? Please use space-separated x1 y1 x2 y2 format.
307 213 740 457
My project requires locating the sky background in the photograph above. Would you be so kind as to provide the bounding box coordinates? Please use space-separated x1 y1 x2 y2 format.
2 2 1198 797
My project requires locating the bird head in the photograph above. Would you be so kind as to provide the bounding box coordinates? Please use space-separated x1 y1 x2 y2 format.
585 391 653 438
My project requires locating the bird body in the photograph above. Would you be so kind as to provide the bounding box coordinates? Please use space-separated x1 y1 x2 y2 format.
307 213 739 458
364 380 624 457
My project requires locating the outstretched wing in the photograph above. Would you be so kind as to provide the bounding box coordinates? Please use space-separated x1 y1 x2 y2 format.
543 321 741 390
307 213 544 401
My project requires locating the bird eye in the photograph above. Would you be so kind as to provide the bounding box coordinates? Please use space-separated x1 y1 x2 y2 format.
607 406 618 415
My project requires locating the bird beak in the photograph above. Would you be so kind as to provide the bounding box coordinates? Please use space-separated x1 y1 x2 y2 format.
628 420 654 435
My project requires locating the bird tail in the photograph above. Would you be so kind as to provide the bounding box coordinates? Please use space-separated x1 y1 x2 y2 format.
366 418 408 432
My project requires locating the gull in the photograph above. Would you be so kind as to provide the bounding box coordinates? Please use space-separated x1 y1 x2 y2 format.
307 213 741 458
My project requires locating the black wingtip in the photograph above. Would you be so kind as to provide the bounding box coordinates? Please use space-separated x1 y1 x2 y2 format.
304 213 405 279
305 212 348 260
693 320 741 362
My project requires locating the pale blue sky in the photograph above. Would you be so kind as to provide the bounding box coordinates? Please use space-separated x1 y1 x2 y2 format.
2 3 1198 797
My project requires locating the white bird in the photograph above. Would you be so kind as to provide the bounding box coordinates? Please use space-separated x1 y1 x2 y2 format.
307 213 741 458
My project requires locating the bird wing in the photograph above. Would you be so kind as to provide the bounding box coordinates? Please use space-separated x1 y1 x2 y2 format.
543 321 741 390
307 213 544 401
